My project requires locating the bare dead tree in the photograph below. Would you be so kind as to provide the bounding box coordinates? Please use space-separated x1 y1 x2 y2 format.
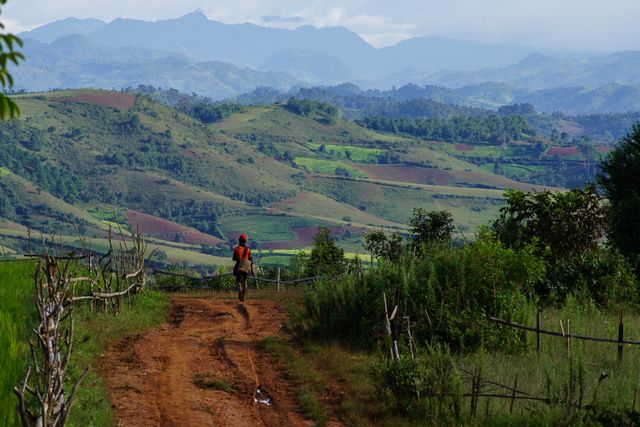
14 254 87 427
14 228 152 426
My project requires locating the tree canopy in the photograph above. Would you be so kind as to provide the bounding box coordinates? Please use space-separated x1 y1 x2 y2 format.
599 125 640 257
492 186 608 259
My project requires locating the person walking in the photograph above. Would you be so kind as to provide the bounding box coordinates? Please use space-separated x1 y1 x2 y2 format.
232 233 254 301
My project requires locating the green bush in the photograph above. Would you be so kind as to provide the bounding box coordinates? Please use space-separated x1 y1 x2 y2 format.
544 247 638 306
300 231 546 352
373 344 463 419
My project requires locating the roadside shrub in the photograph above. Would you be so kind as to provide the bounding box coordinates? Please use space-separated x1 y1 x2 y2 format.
300 231 546 352
544 247 638 306
373 344 463 419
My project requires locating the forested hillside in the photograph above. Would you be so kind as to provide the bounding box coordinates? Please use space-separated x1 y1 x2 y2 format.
0 89 616 267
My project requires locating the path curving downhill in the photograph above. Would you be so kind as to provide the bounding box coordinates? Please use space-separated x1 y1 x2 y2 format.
102 296 318 426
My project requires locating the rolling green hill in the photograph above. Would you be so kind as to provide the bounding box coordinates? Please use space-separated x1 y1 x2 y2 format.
0 89 566 266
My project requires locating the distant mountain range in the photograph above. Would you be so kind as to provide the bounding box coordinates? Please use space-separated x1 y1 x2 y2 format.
234 82 640 115
12 34 299 99
19 12 552 80
391 52 640 90
13 11 640 113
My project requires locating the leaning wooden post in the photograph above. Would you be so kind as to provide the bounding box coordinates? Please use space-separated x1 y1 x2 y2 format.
404 316 415 361
567 319 571 359
536 308 542 359
509 373 519 414
618 308 624 363
276 267 281 292
383 292 394 360
389 304 400 360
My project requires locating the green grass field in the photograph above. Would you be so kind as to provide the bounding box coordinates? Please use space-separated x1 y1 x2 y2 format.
307 143 384 162
219 214 329 243
295 157 369 178
0 260 38 427
444 143 503 159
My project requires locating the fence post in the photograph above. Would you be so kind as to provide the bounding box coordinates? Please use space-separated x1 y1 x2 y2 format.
567 319 571 359
383 292 395 361
618 308 624 363
276 267 281 292
536 308 541 359
405 316 415 361
510 373 519 414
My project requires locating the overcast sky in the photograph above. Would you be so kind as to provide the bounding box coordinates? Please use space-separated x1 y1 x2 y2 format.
3 0 640 52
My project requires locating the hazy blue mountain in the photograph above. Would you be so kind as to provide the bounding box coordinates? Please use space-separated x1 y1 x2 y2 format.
261 50 352 83
87 12 379 73
14 35 299 99
378 36 538 73
17 11 640 108
20 17 106 43
19 12 540 80
401 52 640 89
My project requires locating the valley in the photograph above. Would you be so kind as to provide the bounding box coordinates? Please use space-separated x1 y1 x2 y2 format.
0 88 607 267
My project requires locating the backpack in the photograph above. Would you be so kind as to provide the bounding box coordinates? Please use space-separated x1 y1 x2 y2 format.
235 246 252 274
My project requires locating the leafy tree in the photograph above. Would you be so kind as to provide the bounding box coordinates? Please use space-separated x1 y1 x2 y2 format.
284 98 338 125
408 209 455 246
493 186 608 259
363 230 403 263
334 167 351 177
305 227 345 277
0 0 23 120
599 125 640 257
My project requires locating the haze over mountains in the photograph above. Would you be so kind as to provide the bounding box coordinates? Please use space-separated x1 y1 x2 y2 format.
14 11 640 113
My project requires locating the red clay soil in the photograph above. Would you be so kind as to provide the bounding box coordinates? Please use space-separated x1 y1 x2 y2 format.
66 92 136 109
595 145 613 153
126 210 222 246
547 146 581 157
103 297 338 427
454 143 475 152
354 164 454 186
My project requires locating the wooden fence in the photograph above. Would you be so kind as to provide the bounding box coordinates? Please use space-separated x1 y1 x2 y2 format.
151 268 323 291
489 308 632 361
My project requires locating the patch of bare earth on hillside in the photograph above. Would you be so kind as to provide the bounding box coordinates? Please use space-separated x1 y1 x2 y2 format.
66 92 136 109
102 297 340 426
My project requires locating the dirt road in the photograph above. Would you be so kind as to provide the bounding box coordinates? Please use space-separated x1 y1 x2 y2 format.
103 296 317 426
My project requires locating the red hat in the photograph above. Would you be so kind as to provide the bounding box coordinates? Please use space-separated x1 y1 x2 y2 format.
239 233 248 240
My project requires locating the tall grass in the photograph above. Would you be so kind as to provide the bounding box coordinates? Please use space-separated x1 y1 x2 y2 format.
299 233 546 352
295 232 640 424
0 260 38 427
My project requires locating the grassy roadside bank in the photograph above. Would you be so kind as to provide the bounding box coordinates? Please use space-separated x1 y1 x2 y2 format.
0 257 170 427
68 291 170 426
261 336 411 427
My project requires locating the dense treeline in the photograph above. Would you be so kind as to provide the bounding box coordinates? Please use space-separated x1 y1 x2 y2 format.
356 115 537 144
0 121 88 203
284 98 338 125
